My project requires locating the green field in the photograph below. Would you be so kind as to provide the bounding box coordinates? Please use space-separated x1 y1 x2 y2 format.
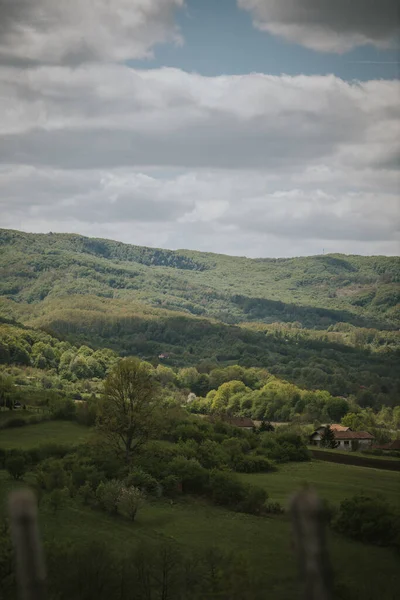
1 470 400 600
0 421 93 449
240 460 400 507
1 423 400 598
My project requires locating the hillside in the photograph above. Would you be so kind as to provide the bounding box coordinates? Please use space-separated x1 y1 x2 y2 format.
0 229 399 406
1 229 399 329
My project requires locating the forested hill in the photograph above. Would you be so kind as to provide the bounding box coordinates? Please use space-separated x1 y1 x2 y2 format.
1 229 399 330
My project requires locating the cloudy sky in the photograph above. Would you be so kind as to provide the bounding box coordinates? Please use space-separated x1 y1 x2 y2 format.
0 0 399 257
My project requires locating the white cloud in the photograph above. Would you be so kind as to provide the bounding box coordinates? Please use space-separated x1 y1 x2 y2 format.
0 0 184 66
1 165 399 257
0 0 399 258
238 0 400 53
1 66 399 174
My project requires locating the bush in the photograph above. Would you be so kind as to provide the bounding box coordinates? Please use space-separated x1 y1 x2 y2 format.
265 501 284 515
172 422 207 443
160 474 181 498
70 462 106 492
47 488 69 514
5 455 26 480
96 480 123 514
36 443 74 463
79 481 96 506
136 441 182 479
197 440 230 469
35 459 70 491
124 468 160 496
168 457 208 494
237 485 268 515
207 470 268 515
334 494 400 547
260 432 310 463
207 470 247 508
3 417 27 429
118 486 145 521
234 454 275 473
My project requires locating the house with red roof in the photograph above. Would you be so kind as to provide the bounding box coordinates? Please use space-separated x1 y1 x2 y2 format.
310 425 374 451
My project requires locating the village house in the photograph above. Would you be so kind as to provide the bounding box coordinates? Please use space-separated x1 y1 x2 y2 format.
309 424 374 451
224 416 255 430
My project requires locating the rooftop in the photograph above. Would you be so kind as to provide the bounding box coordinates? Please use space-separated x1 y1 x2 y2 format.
334 431 374 440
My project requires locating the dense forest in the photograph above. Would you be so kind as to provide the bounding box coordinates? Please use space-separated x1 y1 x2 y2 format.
1 229 399 328
0 229 399 411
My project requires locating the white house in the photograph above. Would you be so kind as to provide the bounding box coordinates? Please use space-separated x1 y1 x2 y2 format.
310 425 374 451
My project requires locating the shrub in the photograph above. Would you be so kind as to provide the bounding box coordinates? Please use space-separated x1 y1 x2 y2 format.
160 474 181 498
168 457 208 494
47 488 69 514
237 485 268 515
118 487 145 521
234 455 275 473
35 458 70 491
197 440 230 469
79 481 96 506
5 455 26 480
172 422 207 443
3 417 26 429
265 501 284 515
207 470 268 515
36 443 74 462
70 462 106 491
96 480 123 514
207 470 246 507
124 468 160 496
334 494 400 547
137 441 182 479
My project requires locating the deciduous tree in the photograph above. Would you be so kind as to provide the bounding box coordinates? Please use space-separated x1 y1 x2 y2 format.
97 358 161 462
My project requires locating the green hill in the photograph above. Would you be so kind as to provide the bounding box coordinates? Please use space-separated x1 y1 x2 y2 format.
0 229 399 406
1 228 399 329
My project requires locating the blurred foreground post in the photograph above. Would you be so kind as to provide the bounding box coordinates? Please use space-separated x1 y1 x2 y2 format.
8 489 47 600
290 487 333 600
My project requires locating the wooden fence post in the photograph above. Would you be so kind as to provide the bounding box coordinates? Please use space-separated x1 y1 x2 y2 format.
8 489 47 600
290 487 333 600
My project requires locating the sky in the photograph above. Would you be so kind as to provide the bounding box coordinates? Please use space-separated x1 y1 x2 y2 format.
0 0 399 258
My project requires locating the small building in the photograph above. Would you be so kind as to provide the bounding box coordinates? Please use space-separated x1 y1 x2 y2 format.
158 353 169 360
333 430 375 450
225 416 255 430
314 424 351 434
310 425 374 450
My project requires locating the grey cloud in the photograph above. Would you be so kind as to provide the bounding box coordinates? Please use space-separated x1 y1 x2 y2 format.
2 67 394 172
0 0 184 66
222 193 400 243
1 166 399 248
238 0 400 52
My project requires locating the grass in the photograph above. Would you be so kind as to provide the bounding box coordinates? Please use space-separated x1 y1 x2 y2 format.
1 468 399 600
240 460 400 507
0 420 93 449
1 423 399 598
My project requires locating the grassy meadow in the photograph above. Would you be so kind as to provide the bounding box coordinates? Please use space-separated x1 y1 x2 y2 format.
240 460 400 507
1 466 400 600
0 420 93 449
1 421 400 599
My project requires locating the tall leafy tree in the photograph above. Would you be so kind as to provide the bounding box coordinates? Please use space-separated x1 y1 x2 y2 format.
97 358 161 462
